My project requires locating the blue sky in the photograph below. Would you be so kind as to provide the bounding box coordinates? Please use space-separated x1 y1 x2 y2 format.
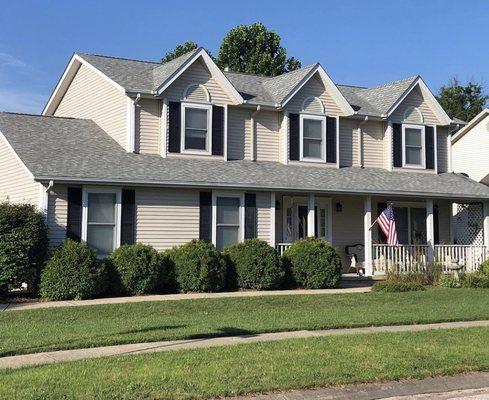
1 0 487 114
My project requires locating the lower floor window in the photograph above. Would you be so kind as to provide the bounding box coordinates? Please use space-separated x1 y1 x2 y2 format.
83 190 120 257
213 194 243 250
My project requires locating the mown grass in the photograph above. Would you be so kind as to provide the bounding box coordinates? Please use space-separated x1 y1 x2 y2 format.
1 327 488 399
1 288 489 357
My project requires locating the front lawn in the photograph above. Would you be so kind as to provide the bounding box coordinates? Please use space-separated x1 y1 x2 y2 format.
1 327 488 399
2 288 489 357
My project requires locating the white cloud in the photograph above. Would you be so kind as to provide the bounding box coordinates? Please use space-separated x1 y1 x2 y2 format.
0 89 47 114
0 53 26 69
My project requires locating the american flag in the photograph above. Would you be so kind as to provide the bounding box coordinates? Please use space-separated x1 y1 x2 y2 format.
375 204 399 245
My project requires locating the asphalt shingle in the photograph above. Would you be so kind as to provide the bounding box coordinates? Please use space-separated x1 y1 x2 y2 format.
1 112 488 200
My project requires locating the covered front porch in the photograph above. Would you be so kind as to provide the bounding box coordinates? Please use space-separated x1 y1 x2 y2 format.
272 192 489 276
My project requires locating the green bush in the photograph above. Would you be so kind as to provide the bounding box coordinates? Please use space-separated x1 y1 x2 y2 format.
223 239 284 290
107 243 170 295
283 237 342 289
167 240 226 293
372 272 426 292
40 240 107 300
426 262 443 286
461 262 489 288
440 273 459 288
478 260 489 275
0 202 48 294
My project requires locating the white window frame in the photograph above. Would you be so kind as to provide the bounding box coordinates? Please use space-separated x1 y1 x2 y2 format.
180 101 212 155
81 187 122 257
299 114 326 162
402 123 425 169
212 191 245 249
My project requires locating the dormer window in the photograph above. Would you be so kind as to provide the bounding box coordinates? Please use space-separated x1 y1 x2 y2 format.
181 102 212 154
300 114 326 162
402 124 425 168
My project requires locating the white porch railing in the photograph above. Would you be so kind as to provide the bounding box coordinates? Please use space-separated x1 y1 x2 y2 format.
373 244 489 274
276 243 292 256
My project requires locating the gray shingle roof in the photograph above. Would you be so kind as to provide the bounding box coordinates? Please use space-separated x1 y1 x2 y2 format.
337 76 418 116
2 112 489 200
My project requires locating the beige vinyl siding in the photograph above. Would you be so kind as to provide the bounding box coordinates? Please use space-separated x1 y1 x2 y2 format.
390 86 441 125
162 59 232 106
255 111 280 162
136 99 161 154
331 195 364 270
339 117 358 167
135 188 200 250
53 63 127 149
227 106 251 160
284 73 343 116
437 126 449 173
257 192 272 243
362 120 385 168
47 185 68 249
0 136 39 204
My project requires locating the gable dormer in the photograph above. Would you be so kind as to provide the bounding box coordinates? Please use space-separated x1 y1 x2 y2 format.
387 79 452 173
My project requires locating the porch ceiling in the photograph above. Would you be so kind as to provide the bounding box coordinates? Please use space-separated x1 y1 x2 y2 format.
2 112 489 201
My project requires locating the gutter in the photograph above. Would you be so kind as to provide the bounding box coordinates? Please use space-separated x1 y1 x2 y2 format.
250 105 261 161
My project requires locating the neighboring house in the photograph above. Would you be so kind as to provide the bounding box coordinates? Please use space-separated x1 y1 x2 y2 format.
1 48 489 276
452 109 489 184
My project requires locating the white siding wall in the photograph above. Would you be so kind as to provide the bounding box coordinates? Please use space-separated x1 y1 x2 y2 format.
136 98 161 154
339 117 358 167
0 136 40 204
255 111 280 162
54 63 128 149
363 120 385 168
452 114 489 181
227 106 251 160
257 192 272 243
390 87 441 125
135 188 200 250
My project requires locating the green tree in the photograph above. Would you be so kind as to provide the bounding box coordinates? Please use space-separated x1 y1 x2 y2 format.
216 22 301 76
161 41 199 63
437 78 488 122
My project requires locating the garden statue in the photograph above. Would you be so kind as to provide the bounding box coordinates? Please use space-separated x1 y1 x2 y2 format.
447 258 464 287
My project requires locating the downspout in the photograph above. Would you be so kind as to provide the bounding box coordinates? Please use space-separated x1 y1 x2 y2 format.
357 116 369 168
250 105 261 161
128 93 142 153
42 180 54 221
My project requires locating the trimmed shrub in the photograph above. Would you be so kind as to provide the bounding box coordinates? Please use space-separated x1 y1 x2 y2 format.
167 240 226 293
223 239 284 290
40 240 107 300
371 280 425 292
461 262 489 288
0 202 48 294
283 237 342 289
107 243 169 295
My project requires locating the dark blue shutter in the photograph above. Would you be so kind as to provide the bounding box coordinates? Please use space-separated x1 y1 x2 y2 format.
199 192 212 242
212 105 224 156
168 101 181 153
393 123 402 167
425 126 435 170
66 187 82 242
289 113 300 161
245 193 257 239
326 116 337 163
121 189 135 245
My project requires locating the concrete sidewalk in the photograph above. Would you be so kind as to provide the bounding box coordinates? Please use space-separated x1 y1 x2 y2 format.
236 372 489 399
1 286 371 312
1 319 488 370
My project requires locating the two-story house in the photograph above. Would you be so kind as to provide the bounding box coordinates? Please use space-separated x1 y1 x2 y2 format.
1 48 489 275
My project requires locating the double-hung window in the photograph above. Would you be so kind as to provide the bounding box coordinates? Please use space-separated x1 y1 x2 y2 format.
402 124 425 168
181 103 212 154
82 189 121 257
212 193 244 250
300 114 326 162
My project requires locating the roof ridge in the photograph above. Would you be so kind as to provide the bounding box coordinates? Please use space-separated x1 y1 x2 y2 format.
0 111 87 120
224 63 317 80
77 52 160 65
336 83 368 89
369 75 419 90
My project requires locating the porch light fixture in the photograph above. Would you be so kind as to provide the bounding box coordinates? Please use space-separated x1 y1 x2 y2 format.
336 202 342 212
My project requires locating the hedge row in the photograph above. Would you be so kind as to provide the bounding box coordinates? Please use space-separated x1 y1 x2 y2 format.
38 237 342 300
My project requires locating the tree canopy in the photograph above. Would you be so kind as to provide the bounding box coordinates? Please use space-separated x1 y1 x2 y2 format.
161 23 301 77
437 78 488 123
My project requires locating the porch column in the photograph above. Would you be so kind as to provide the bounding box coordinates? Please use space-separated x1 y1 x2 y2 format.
484 201 489 248
307 193 315 237
426 199 435 262
364 196 373 276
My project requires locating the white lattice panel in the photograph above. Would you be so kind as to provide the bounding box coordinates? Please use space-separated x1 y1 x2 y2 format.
454 203 484 245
